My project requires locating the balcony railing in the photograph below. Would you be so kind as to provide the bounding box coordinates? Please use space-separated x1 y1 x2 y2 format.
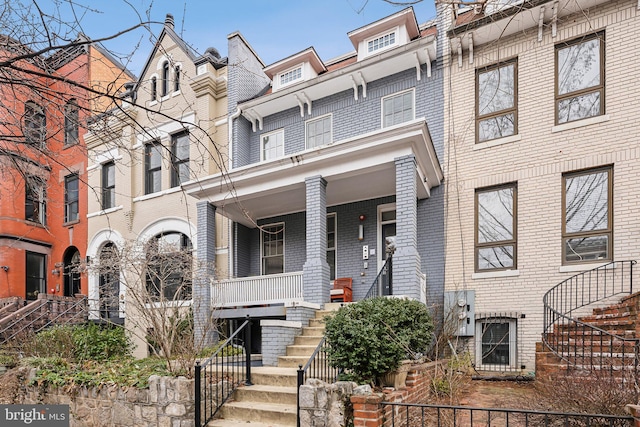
212 271 304 308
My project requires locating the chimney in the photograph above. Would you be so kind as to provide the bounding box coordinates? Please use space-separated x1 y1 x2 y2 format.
165 14 175 30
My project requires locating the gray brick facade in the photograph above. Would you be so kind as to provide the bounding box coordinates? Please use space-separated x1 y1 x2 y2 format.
194 201 217 348
303 176 330 304
261 320 302 366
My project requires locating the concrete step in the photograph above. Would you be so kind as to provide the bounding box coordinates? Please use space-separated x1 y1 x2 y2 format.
302 326 325 337
208 420 292 427
277 355 311 368
294 335 324 346
218 401 296 426
234 384 297 405
308 318 325 328
250 366 298 387
286 344 318 357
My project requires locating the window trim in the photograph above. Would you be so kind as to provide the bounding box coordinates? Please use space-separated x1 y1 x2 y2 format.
25 177 46 225
278 64 303 88
25 251 47 300
64 173 80 224
561 165 613 265
145 232 193 301
327 213 337 281
475 58 518 144
64 99 79 146
144 141 162 195
170 131 190 188
261 222 285 275
365 28 398 55
475 316 517 369
554 31 605 125
161 61 170 97
260 129 285 161
24 101 46 147
305 114 333 149
381 88 415 128
101 161 116 210
474 183 517 273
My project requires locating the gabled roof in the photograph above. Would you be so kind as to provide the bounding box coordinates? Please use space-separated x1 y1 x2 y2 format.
347 7 420 49
263 47 326 79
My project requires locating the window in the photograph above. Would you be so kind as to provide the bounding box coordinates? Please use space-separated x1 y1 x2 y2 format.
262 224 284 275
99 242 120 319
174 66 180 92
25 177 46 225
64 174 79 223
102 161 115 210
145 142 162 194
151 77 157 100
26 252 46 300
368 31 396 53
562 167 612 264
476 317 517 368
24 101 46 146
382 90 414 128
556 32 604 124
279 66 302 86
306 115 332 149
476 60 517 142
161 61 170 97
171 131 190 187
64 99 79 146
261 129 284 161
63 247 81 296
475 184 516 271
146 232 192 300
327 214 336 281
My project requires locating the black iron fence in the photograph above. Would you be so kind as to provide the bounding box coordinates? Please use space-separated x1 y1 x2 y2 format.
365 256 393 299
542 260 638 374
382 402 634 426
194 317 252 427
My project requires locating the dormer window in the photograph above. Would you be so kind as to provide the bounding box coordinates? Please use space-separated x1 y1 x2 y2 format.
279 66 303 87
368 31 396 53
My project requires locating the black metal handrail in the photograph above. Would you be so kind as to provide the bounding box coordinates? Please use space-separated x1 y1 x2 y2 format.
194 316 252 427
381 402 634 426
542 260 638 375
296 335 340 427
364 256 392 299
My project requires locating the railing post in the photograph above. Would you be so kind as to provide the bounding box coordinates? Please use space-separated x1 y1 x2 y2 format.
297 364 304 427
244 315 252 386
194 361 201 427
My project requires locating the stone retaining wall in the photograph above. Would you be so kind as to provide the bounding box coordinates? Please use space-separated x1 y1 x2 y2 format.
21 371 195 427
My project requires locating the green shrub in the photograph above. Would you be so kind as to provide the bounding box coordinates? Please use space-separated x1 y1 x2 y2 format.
324 297 434 385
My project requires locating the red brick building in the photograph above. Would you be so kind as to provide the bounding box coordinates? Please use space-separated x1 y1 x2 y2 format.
0 36 133 300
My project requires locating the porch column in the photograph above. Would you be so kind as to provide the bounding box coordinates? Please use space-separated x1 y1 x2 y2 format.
394 155 421 299
303 175 330 305
194 201 218 349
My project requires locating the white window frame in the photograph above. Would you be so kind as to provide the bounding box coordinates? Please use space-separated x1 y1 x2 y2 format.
305 114 332 149
366 28 398 55
261 222 285 275
327 213 337 281
261 129 284 161
381 89 415 128
475 317 517 369
278 64 303 88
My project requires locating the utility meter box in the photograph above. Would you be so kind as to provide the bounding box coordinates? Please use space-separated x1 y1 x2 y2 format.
444 290 475 337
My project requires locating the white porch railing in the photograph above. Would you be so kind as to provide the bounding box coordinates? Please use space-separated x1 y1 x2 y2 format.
211 271 304 308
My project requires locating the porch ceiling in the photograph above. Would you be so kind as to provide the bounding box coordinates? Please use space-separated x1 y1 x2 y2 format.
184 119 443 227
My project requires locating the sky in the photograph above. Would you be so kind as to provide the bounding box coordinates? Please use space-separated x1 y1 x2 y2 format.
44 0 437 78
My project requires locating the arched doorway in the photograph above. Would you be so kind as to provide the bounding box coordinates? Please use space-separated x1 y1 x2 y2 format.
63 247 81 297
99 242 120 321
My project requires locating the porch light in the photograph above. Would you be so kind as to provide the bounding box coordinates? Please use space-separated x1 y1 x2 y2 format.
358 214 366 240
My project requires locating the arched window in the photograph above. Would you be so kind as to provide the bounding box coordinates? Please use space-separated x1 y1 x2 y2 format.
63 247 82 296
161 61 170 97
64 99 79 146
173 65 180 92
99 243 120 319
146 232 192 300
151 76 157 100
24 101 46 146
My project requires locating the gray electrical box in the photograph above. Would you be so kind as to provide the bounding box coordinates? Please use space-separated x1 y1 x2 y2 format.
444 290 475 337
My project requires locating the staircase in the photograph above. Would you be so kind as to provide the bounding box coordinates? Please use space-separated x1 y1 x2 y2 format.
208 306 338 427
536 260 639 381
0 294 88 345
